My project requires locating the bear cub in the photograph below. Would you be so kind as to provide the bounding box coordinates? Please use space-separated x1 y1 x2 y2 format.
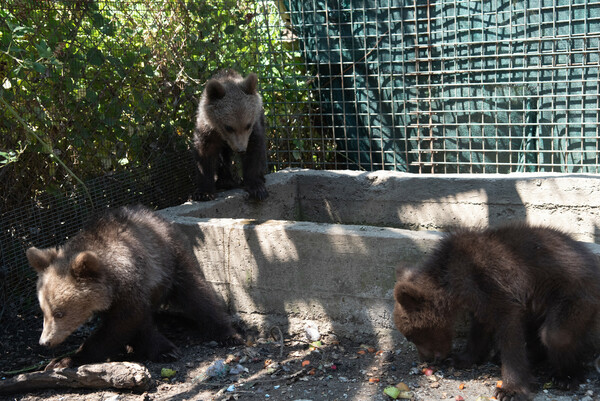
27 205 240 369
192 70 268 201
393 224 600 401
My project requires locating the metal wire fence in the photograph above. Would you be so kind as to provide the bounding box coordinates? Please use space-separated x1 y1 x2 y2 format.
286 0 600 173
0 152 195 330
1 0 600 333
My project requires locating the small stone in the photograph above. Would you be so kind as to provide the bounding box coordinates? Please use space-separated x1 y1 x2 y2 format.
305 321 321 342
409 367 420 375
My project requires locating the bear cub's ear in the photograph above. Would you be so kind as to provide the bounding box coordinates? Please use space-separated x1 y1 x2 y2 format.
71 251 102 279
394 280 426 313
241 73 258 95
26 247 57 273
205 79 226 102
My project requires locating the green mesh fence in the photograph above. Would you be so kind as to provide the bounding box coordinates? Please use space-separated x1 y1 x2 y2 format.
285 0 600 172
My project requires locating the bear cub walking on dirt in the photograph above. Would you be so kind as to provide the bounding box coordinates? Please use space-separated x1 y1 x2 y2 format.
27 205 240 370
393 224 600 401
192 70 268 201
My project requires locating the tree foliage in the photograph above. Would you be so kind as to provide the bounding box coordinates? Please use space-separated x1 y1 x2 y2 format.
0 0 317 211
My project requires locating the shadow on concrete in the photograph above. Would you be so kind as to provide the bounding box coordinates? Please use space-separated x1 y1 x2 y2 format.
178 170 566 350
177 169 600 367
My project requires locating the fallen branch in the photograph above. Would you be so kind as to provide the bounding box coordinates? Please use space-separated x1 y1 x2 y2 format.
269 326 285 358
0 362 152 394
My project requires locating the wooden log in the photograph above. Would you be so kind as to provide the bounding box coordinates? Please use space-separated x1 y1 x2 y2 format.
0 362 152 394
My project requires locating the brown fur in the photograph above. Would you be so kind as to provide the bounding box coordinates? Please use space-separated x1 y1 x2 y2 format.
27 205 240 369
393 224 600 401
192 70 268 201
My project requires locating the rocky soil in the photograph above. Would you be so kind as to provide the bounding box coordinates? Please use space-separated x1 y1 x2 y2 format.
1 318 599 401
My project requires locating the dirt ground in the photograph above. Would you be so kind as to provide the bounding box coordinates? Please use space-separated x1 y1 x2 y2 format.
1 317 599 401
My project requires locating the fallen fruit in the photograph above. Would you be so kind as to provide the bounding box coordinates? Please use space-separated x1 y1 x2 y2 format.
455 396 465 401
301 360 311 367
160 368 176 379
496 380 503 388
458 383 465 390
369 377 380 383
422 367 434 376
396 382 410 391
383 386 401 399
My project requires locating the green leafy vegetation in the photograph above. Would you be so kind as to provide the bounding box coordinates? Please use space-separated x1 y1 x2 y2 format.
0 0 324 210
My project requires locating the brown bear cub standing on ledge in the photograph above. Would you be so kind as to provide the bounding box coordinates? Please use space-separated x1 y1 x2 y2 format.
393 224 600 401
192 70 268 201
27 205 241 370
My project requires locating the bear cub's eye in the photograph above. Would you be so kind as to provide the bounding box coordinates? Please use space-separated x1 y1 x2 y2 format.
53 310 65 319
224 125 234 133
246 123 252 130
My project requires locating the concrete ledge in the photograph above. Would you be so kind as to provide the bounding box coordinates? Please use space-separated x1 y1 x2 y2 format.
159 170 600 345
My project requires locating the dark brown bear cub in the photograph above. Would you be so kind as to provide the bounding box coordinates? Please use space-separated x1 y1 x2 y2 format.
192 70 268 201
393 224 600 401
27 205 240 369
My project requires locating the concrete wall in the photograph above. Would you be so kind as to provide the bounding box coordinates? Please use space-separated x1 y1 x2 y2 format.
159 170 600 346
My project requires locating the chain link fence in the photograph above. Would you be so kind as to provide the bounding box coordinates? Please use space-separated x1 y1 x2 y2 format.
2 0 600 337
0 0 320 334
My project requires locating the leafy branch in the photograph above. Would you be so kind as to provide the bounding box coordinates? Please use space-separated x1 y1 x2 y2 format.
0 95 94 207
